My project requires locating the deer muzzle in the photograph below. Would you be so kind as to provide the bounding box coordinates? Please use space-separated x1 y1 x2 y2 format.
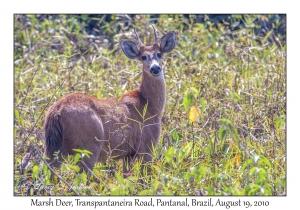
150 65 161 76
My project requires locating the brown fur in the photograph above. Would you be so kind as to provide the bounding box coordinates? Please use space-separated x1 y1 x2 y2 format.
44 29 176 174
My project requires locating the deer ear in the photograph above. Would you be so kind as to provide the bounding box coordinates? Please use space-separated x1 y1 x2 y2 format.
120 40 140 59
160 31 176 53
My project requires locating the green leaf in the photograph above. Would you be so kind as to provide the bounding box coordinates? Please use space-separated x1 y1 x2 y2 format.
108 184 117 189
162 187 172 195
249 167 258 178
20 118 25 127
183 94 194 111
73 153 81 165
152 165 162 174
115 173 124 185
242 159 253 171
127 176 138 182
47 170 51 180
219 118 233 130
247 184 261 195
185 171 191 184
257 168 267 182
81 172 87 185
262 183 272 195
233 128 239 140
82 150 93 155
111 187 121 195
259 156 271 168
165 147 175 163
42 163 48 175
81 14 89 21
32 165 39 179
234 92 241 102
190 87 199 96
172 129 179 141
125 180 134 191
73 149 83 153
275 115 285 130
69 165 80 172
219 127 226 142
73 149 93 158
200 98 207 113
30 188 34 196
15 109 20 120
178 142 192 162
151 180 161 192
139 190 149 195
74 175 81 186
73 172 88 186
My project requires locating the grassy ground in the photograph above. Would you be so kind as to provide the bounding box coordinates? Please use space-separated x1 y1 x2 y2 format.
14 14 286 196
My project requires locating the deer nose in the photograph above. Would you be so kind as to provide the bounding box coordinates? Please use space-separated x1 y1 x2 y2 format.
150 65 161 76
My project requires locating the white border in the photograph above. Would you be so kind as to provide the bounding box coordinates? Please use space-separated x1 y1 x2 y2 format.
2 0 297 209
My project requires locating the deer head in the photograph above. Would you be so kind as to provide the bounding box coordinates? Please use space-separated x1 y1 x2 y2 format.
120 25 176 79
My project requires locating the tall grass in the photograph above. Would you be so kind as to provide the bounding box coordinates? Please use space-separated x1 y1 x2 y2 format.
14 14 286 196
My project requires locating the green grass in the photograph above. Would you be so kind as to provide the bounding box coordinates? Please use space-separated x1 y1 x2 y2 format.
14 14 286 196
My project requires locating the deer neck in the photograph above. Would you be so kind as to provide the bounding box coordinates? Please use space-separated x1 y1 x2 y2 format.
138 71 166 115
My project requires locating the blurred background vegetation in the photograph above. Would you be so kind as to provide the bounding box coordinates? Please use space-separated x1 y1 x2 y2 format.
14 14 286 196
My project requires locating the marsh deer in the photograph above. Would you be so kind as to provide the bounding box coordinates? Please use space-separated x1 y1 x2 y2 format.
44 25 176 175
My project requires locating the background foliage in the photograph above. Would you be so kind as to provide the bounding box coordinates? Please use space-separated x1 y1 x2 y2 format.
14 14 286 196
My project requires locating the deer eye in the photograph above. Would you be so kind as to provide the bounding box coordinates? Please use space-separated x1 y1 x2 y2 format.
157 53 161 59
141 55 147 61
